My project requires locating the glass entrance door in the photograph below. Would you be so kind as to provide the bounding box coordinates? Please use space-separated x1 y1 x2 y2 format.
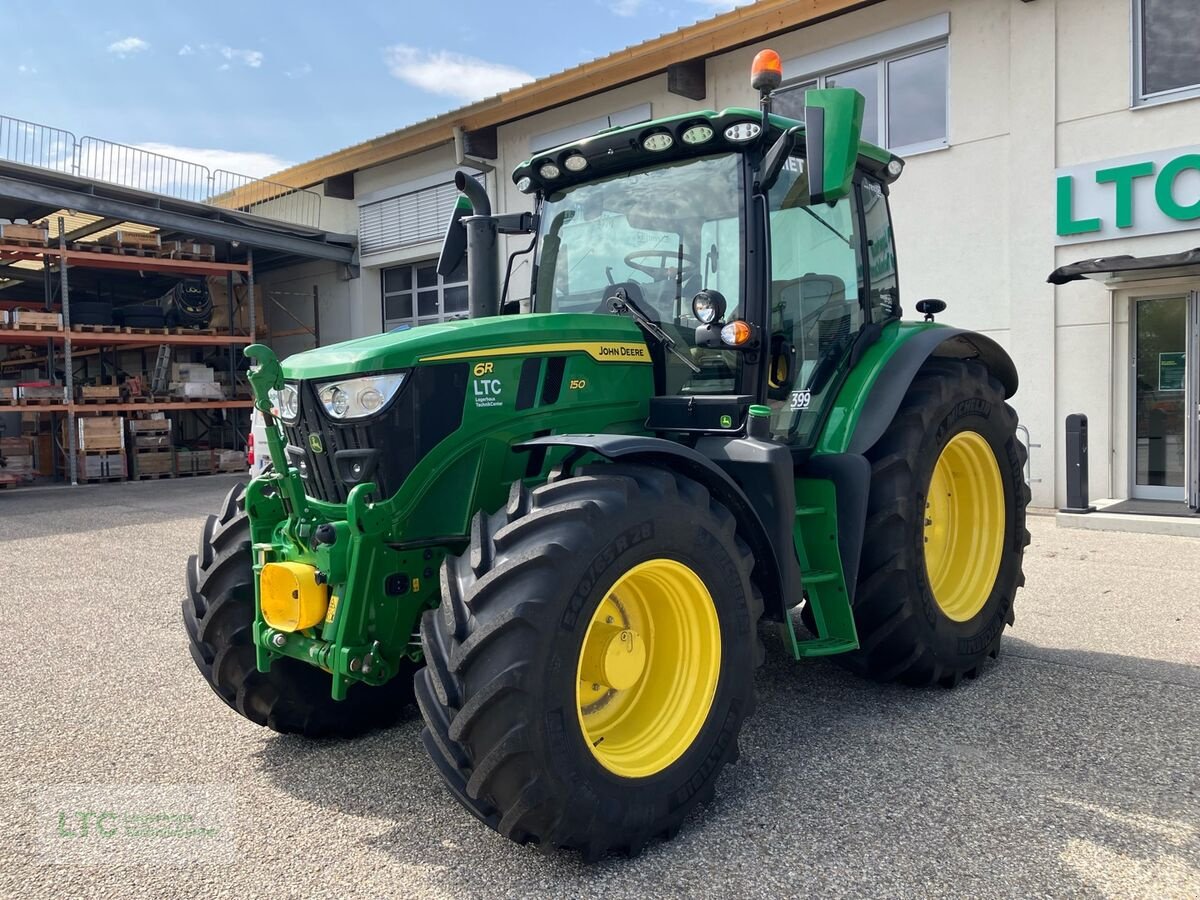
1131 294 1197 502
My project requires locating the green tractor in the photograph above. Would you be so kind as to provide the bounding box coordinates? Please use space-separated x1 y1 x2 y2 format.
184 51 1028 858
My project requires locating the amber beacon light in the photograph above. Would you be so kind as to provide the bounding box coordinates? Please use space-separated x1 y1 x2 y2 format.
751 49 783 92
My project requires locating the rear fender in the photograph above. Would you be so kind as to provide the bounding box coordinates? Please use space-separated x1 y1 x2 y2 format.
816 323 1018 457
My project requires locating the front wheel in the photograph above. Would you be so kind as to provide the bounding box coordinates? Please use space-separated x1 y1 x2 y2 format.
844 358 1030 687
415 464 763 859
182 482 416 736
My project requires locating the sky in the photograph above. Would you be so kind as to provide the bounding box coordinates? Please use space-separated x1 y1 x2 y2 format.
3 0 748 181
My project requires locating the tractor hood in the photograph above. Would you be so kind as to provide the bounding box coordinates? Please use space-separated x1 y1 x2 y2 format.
280 313 648 380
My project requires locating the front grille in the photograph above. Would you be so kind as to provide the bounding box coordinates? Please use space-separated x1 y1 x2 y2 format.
281 364 468 504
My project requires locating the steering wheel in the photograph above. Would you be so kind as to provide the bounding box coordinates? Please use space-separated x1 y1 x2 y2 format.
624 249 699 283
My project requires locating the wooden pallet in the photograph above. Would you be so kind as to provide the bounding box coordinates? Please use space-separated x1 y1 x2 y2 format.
0 322 63 334
0 397 62 407
78 474 126 484
118 325 218 336
0 223 49 246
73 243 160 258
71 324 122 334
132 470 173 481
158 241 216 261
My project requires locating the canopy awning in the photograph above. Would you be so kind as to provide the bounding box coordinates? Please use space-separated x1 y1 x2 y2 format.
1049 248 1200 285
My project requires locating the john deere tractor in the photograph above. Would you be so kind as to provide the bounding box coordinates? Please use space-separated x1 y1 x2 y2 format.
184 51 1028 858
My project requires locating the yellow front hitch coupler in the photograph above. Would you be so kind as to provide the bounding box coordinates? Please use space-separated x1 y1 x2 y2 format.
260 562 329 632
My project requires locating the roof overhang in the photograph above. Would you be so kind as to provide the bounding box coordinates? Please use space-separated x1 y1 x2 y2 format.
0 159 356 266
266 0 881 188
1049 248 1200 285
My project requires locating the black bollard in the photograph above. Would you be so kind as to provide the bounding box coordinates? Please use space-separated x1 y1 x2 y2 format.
1060 413 1095 513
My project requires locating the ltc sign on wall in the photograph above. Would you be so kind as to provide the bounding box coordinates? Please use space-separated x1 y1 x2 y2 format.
1056 145 1200 246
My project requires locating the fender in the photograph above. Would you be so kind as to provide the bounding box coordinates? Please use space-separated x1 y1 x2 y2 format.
816 323 1019 457
516 433 797 621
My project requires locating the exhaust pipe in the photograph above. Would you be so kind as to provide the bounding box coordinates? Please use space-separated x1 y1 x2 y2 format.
455 172 500 320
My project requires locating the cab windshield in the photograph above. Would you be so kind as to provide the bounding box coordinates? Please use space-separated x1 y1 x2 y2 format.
533 154 744 394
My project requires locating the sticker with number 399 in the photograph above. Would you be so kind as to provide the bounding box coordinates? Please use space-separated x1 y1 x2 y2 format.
789 390 812 411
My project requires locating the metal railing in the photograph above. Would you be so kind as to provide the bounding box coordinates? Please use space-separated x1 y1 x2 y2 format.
0 115 76 173
0 114 321 229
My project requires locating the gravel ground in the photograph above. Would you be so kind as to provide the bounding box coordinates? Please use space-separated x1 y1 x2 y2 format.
0 476 1197 899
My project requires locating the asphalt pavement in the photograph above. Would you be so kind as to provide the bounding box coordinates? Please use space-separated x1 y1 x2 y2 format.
0 476 1197 898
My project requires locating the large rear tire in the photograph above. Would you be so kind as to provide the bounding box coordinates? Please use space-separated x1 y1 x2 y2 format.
183 482 416 737
415 464 764 859
843 358 1030 687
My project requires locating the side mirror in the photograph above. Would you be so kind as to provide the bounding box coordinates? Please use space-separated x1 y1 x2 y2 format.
803 87 865 205
436 195 471 278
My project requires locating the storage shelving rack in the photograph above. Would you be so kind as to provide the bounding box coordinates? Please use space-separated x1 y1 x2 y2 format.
0 225 258 485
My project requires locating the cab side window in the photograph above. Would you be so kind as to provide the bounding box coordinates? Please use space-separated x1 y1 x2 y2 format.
861 178 899 322
766 157 864 445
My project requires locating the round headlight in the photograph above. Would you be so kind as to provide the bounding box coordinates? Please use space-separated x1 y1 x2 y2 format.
887 159 904 177
723 122 761 142
357 387 385 414
564 153 588 172
681 124 714 145
691 289 726 325
271 384 300 422
516 176 532 192
642 132 674 152
539 162 560 180
319 385 349 418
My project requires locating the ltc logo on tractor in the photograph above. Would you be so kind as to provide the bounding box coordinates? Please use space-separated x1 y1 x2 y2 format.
472 360 503 408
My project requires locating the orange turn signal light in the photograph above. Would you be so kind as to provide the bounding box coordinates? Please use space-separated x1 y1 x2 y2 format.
751 49 783 92
720 320 754 347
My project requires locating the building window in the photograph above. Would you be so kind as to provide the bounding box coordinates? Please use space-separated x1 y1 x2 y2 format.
1135 0 1200 105
772 43 948 154
382 258 468 330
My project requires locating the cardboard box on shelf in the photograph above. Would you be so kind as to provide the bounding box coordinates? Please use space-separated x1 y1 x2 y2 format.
207 278 265 335
171 382 225 400
170 364 216 383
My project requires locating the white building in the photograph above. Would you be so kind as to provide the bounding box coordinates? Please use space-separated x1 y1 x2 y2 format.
259 0 1200 514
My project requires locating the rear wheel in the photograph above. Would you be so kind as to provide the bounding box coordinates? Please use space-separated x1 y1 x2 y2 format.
843 358 1030 686
415 464 763 859
182 482 416 736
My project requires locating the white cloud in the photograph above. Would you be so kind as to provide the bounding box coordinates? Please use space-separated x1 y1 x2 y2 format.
186 43 264 69
608 0 644 15
17 64 36 75
688 0 753 10
285 63 312 80
384 45 533 101
134 143 291 179
217 46 264 68
107 36 149 57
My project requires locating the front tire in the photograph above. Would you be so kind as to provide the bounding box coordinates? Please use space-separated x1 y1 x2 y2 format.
415 464 763 859
845 358 1030 686
182 482 416 737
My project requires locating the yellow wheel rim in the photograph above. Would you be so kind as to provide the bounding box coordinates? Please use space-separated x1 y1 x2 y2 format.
923 431 1006 622
575 558 721 778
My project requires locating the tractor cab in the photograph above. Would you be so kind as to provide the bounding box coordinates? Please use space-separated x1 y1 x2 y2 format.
497 59 904 453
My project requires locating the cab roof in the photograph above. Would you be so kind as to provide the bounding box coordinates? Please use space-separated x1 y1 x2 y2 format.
511 106 902 196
